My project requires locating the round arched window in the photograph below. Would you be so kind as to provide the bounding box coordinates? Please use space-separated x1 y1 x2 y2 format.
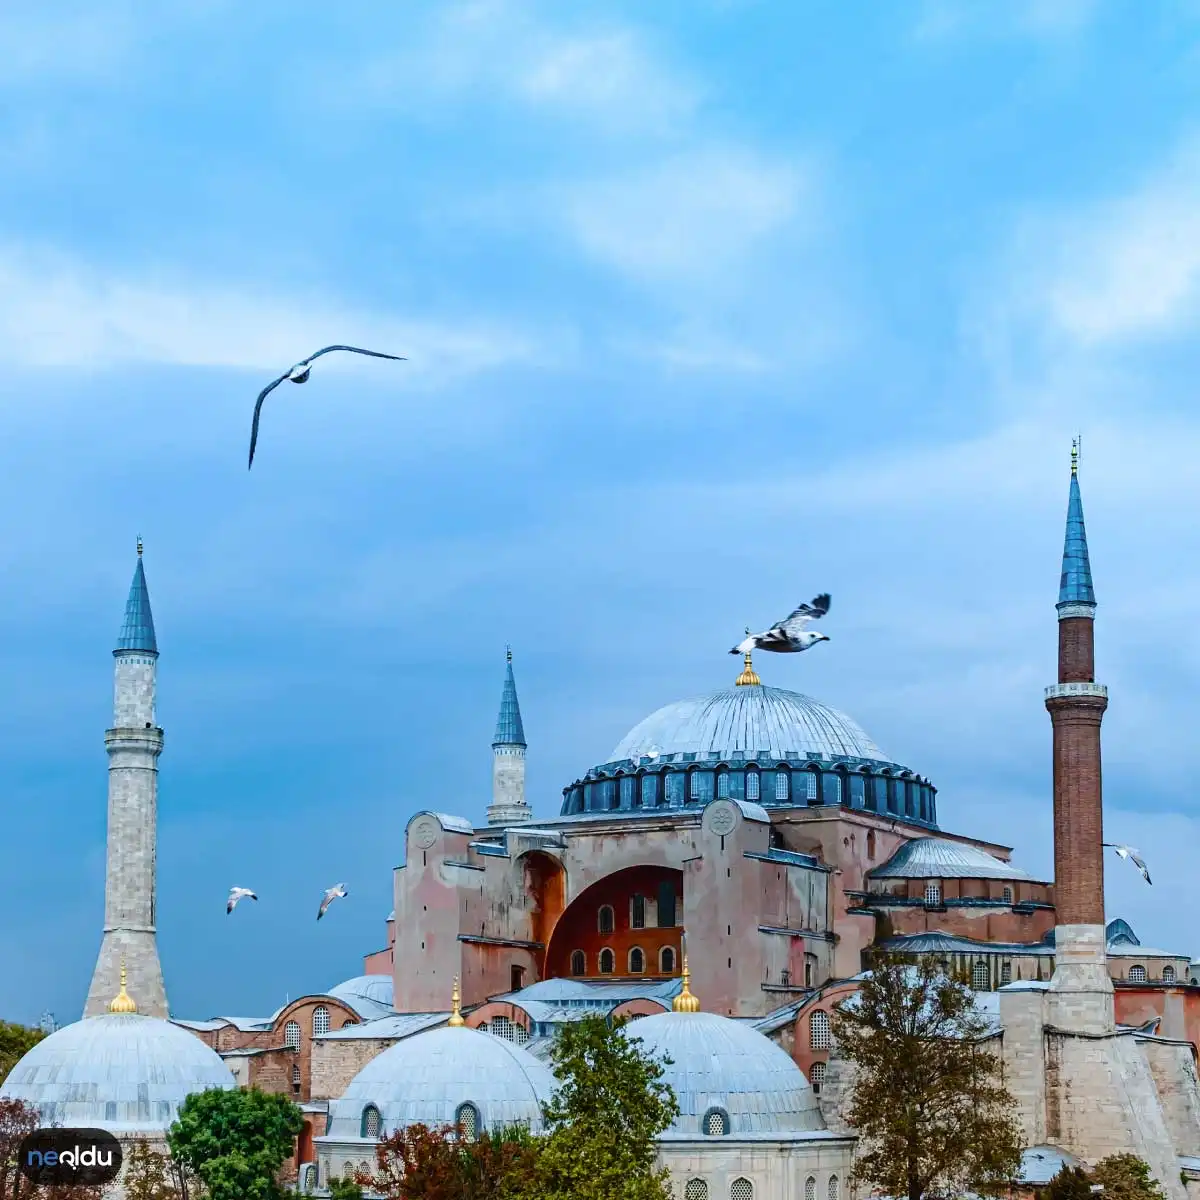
810 1010 831 1050
455 1102 480 1141
361 1104 382 1139
702 1107 729 1136
284 1021 301 1049
312 1006 330 1036
1129 964 1147 983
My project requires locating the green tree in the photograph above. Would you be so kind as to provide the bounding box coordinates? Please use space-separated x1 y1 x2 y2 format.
1093 1154 1168 1200
167 1087 303 1200
328 1179 365 1200
536 1014 678 1200
830 954 1024 1200
122 1140 178 1200
0 1023 44 1087
1038 1165 1097 1200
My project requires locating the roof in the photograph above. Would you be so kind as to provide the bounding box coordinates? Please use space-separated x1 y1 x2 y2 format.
607 684 886 765
869 837 1037 882
881 932 1053 957
1104 917 1190 960
318 1013 447 1041
115 556 158 654
1020 1145 1081 1185
492 655 527 747
326 975 394 1020
499 977 682 1007
1058 469 1096 609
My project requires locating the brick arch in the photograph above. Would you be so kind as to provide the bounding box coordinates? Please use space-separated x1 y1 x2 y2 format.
611 997 670 1022
465 1000 534 1037
545 865 684 982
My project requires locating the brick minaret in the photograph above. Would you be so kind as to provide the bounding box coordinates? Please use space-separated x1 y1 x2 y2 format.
486 648 532 827
83 541 169 1019
1045 443 1113 1033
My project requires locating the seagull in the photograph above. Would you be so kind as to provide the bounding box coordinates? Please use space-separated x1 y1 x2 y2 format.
731 594 832 655
317 883 349 920
227 886 258 914
1103 843 1152 885
247 345 407 468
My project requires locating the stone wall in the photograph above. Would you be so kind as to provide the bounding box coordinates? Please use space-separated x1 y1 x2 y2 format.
1140 1037 1200 1158
657 1135 855 1200
310 1037 396 1101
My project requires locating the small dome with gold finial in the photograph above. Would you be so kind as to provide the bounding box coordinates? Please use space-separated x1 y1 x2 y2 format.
109 961 138 1014
673 957 701 1013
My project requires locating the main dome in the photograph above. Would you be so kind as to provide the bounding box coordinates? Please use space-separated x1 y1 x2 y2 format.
609 684 885 764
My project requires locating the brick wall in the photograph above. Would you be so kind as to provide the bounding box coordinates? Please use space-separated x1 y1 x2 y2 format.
310 1037 397 1101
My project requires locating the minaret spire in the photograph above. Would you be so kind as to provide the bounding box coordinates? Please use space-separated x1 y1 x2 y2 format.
84 545 169 1019
1057 438 1095 615
487 649 532 827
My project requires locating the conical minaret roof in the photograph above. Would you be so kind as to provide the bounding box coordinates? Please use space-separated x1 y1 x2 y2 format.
1057 443 1095 611
115 541 158 654
492 650 526 748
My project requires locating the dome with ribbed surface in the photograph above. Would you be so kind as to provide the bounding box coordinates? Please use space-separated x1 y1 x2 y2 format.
0 1013 235 1133
869 837 1038 881
629 1011 822 1135
610 684 884 764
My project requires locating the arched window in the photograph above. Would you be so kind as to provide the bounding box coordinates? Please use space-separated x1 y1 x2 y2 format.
361 1104 382 1139
284 1021 301 1049
1001 962 1012 985
810 1009 831 1050
656 880 677 928
702 1107 729 1136
776 771 791 801
570 950 586 976
972 961 990 991
312 1006 330 1036
686 1182 709 1200
629 947 645 974
822 771 842 806
641 774 658 807
455 1102 480 1140
660 946 676 973
1129 964 1147 982
873 775 888 811
620 775 635 808
343 1162 356 1179
690 770 713 802
866 829 876 859
631 894 646 929
805 1177 817 1200
828 1175 840 1200
732 1180 754 1200
1002 886 1013 904
666 772 686 806
810 1060 826 1094
599 948 615 974
292 1064 301 1094
924 881 941 906
717 771 730 798
598 905 615 934
849 773 865 808
359 1161 370 1179
1164 965 1177 983
745 771 760 800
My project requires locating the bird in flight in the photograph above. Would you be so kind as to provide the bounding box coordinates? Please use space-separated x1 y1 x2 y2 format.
731 594 832 655
247 345 407 468
1103 843 1152 885
318 882 349 920
227 886 258 914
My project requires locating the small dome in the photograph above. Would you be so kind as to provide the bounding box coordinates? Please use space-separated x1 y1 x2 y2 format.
869 836 1037 881
609 685 885 765
0 1014 235 1133
326 1024 554 1140
327 975 394 1015
628 1011 822 1135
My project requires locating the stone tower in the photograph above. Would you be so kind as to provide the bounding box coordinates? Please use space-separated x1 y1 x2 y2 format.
1044 442 1112 1033
83 542 169 1019
486 649 531 827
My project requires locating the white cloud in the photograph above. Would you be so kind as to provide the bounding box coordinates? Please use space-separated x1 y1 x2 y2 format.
914 0 1098 42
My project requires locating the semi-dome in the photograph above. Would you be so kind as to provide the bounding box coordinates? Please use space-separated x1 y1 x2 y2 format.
0 1013 235 1133
629 1010 823 1135
325 1024 555 1141
327 974 395 1018
610 684 884 764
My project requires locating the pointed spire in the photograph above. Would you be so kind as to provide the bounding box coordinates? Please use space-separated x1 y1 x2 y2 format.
115 541 158 654
1057 440 1096 612
492 649 526 747
448 976 465 1026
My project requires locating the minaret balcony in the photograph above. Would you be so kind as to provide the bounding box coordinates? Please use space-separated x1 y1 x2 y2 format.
1044 682 1108 701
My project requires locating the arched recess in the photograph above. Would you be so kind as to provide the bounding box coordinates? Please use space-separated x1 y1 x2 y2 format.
544 865 684 981
519 851 567 962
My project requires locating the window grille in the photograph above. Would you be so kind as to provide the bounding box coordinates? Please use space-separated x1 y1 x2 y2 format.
732 1180 754 1200
292 1065 301 1094
312 1006 330 1036
810 1010 831 1050
703 1108 729 1136
1001 962 1012 985
1002 886 1013 903
828 1176 840 1200
1129 964 1147 982
631 894 646 929
776 772 791 801
284 1021 301 1049
598 905 615 934
491 1016 514 1041
746 772 760 800
1164 966 1177 983
363 1105 382 1138
805 1177 816 1200
685 1182 709 1200
599 948 615 974
629 947 645 974
717 773 729 798
972 961 990 991
571 950 585 976
810 1060 826 1094
924 882 941 906
660 946 676 973
455 1102 480 1140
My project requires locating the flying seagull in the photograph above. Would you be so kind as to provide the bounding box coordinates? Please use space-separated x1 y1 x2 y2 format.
1103 843 1152 885
227 886 258 914
317 883 349 920
247 345 407 468
731 594 832 655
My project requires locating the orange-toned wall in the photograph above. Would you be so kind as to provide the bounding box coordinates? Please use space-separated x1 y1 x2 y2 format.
544 865 683 979
1115 985 1200 1050
791 980 861 1087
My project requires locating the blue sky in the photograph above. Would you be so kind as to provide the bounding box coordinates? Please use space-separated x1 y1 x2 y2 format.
3 0 1200 1023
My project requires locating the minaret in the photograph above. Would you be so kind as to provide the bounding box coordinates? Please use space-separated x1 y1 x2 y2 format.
83 540 169 1019
486 648 532 827
1045 442 1113 1033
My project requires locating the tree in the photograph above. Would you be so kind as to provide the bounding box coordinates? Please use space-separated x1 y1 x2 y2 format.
167 1087 304 1200
122 1140 178 1200
830 954 1024 1200
0 1024 44 1087
0 1097 39 1200
328 1179 365 1200
1039 1165 1096 1200
1092 1154 1168 1200
535 1014 678 1200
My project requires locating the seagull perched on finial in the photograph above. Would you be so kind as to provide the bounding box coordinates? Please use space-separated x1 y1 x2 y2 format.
1103 843 1152 885
731 594 832 655
248 345 407 468
227 886 257 914
317 883 349 920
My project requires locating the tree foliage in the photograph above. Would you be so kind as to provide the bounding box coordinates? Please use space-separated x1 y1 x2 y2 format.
535 1014 678 1200
122 1140 178 1200
830 954 1024 1200
0 1097 104 1200
167 1087 303 1200
0 1025 44 1088
1038 1156 1168 1200
1038 1165 1097 1200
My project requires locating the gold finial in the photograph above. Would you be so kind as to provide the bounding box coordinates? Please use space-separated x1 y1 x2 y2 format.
136 535 144 558
109 960 137 1014
673 956 700 1012
448 976 465 1026
1071 438 1078 476
735 631 760 687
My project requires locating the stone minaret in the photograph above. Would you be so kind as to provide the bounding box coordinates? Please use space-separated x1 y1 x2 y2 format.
1045 442 1112 1033
486 649 532 827
83 541 169 1019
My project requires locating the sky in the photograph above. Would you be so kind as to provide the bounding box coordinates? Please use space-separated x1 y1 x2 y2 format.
2 0 1199 1024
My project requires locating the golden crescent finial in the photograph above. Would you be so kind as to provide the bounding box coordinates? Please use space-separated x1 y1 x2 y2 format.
448 976 465 1026
736 646 760 687
673 955 700 1012
109 959 137 1014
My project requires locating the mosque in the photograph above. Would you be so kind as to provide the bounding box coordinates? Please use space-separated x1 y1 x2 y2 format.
4 450 1200 1200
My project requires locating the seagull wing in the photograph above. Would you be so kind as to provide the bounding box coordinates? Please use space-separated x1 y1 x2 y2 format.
248 372 289 469
1129 851 1152 884
304 345 408 365
774 594 832 639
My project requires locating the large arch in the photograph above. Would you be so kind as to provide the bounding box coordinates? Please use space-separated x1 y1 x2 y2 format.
545 865 684 982
519 850 567 954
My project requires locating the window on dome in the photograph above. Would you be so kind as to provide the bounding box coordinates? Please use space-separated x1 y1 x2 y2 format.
598 905 615 934
362 1105 382 1138
924 882 941 906
292 1065 301 1094
620 776 635 808
822 772 842 806
690 771 713 802
640 774 658 807
810 1060 826 1094
285 1021 301 1049
313 1006 330 1036
745 771 760 800
873 776 888 811
717 772 729 799
805 1179 816 1200
629 947 645 974
801 771 815 802
686 1181 709 1200
455 1102 480 1141
570 950 586 976
599 948 615 975
1129 965 1147 983
732 1179 754 1200
810 1009 831 1050
890 777 905 815
1164 965 1177 983
598 779 616 810
972 961 990 991
666 773 686 807
1001 962 1012 985
849 773 865 808
776 771 791 801
657 881 676 927
660 946 676 973
703 1107 730 1136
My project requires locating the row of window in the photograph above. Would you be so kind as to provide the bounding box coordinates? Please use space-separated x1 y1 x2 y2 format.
1129 964 1175 983
564 767 936 823
571 946 677 976
597 887 678 934
922 883 1015 906
283 1007 357 1048
361 1102 479 1141
682 1175 838 1200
